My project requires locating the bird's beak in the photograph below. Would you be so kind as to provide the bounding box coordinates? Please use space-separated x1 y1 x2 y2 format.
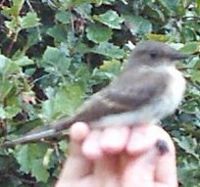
170 52 189 60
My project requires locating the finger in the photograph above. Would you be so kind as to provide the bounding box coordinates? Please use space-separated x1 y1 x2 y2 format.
100 126 130 154
126 124 157 155
122 137 165 187
57 122 92 181
154 127 178 187
94 156 121 187
70 122 90 142
122 147 157 187
69 122 90 155
122 125 177 187
82 129 103 160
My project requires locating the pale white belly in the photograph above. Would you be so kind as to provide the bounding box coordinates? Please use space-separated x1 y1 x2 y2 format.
154 66 186 119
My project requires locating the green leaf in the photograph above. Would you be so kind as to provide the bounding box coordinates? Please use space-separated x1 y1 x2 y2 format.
58 140 68 153
0 55 9 73
20 12 40 29
0 106 6 119
158 0 179 13
76 42 92 54
55 11 71 24
41 83 85 121
0 79 14 102
190 70 200 83
14 56 34 66
3 0 25 16
178 160 200 187
181 27 196 42
13 0 25 15
4 105 21 119
93 10 124 29
0 60 20 76
86 24 112 43
15 144 49 182
47 25 68 42
5 20 19 32
75 3 92 21
180 42 200 54
66 0 93 6
99 59 121 78
26 29 41 48
146 33 170 42
54 84 84 116
123 14 152 35
32 160 49 182
5 95 21 118
42 46 71 74
94 0 116 5
41 99 55 121
93 59 121 80
144 4 165 22
92 42 125 59
174 136 199 159
92 59 122 83
51 0 95 9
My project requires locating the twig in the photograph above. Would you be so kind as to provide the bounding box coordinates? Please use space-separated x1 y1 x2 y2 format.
6 31 19 55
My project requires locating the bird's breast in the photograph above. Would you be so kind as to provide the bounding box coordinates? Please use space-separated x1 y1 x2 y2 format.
155 66 186 118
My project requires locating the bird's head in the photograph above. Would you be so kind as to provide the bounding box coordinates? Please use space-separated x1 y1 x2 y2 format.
128 41 188 67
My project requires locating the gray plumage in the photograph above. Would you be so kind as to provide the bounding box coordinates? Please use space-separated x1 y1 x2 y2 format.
3 41 188 145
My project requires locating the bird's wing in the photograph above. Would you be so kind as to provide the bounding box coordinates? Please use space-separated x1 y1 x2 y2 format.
72 68 169 122
105 68 169 109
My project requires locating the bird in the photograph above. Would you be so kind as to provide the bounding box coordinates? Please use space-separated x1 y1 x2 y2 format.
3 41 188 146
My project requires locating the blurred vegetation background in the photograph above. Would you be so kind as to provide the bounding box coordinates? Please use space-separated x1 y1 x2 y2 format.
0 0 199 186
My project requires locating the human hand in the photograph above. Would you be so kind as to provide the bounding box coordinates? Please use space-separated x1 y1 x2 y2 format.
56 123 177 187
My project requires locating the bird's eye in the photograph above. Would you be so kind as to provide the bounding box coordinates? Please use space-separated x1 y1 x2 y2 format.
150 52 157 58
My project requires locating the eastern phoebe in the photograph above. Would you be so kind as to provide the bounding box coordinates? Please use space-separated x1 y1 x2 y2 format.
4 41 188 145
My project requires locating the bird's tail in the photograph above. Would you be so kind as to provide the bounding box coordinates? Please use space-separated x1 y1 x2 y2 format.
2 117 75 147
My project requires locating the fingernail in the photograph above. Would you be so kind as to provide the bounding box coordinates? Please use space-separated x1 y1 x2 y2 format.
70 122 89 142
100 127 129 153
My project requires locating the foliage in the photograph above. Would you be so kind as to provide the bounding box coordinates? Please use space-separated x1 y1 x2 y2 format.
0 0 199 186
